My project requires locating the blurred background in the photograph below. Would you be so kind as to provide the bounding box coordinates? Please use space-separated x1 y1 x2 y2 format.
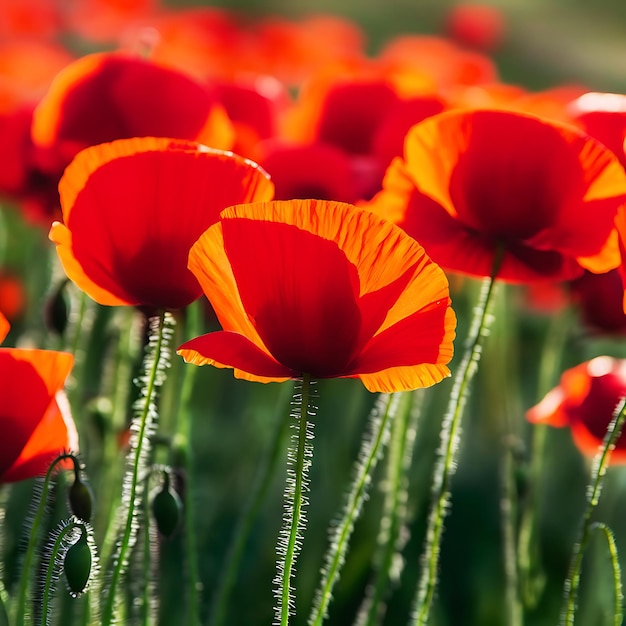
2 1 626 625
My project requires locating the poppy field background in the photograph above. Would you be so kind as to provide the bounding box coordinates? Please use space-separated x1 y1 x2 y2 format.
2 1 626 626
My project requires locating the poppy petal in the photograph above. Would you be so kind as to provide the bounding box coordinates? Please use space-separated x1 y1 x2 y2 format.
187 199 455 389
349 301 455 378
51 137 274 309
2 391 78 482
177 331 295 382
0 349 74 480
356 364 453 394
221 216 363 376
32 52 234 153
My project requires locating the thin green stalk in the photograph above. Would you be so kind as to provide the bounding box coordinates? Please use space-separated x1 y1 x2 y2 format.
588 522 623 626
101 311 174 626
501 440 523 626
356 390 424 626
209 381 294 626
275 374 315 626
412 249 503 626
97 309 142 553
309 392 404 626
560 398 626 626
518 309 573 608
13 453 81 626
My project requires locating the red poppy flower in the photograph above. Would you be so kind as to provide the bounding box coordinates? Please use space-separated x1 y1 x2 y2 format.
31 51 234 176
49 137 274 311
177 199 456 393
0 313 77 483
367 109 626 283
444 3 506 52
527 356 626 463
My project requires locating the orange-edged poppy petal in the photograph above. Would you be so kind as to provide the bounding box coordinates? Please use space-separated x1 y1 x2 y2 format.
380 109 626 282
51 137 274 310
221 218 364 376
2 391 78 482
182 199 455 392
0 312 8 343
178 331 296 382
0 348 74 481
31 52 234 159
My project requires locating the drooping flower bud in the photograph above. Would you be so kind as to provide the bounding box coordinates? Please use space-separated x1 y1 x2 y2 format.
68 474 95 522
64 530 92 596
150 470 183 539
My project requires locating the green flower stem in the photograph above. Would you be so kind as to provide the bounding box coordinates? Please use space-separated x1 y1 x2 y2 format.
561 398 626 626
501 440 522 626
13 453 80 626
101 311 173 626
517 309 572 608
589 522 623 626
275 374 315 626
308 392 403 626
356 390 423 626
209 381 294 626
97 308 141 552
177 301 202 626
412 249 503 626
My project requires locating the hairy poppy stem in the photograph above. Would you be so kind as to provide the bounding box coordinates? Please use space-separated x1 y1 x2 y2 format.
308 392 402 626
101 311 174 626
13 453 81 626
561 398 626 626
412 247 503 626
275 374 316 626
355 390 424 626
210 381 294 626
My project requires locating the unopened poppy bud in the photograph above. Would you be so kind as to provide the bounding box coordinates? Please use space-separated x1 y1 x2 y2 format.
44 280 71 336
64 531 92 596
150 472 182 539
68 476 94 522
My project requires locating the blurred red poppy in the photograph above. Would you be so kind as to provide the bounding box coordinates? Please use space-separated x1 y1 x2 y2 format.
28 51 235 221
368 109 626 283
0 313 77 483
178 199 456 393
49 137 274 311
527 356 626 463
444 3 505 52
259 141 359 202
